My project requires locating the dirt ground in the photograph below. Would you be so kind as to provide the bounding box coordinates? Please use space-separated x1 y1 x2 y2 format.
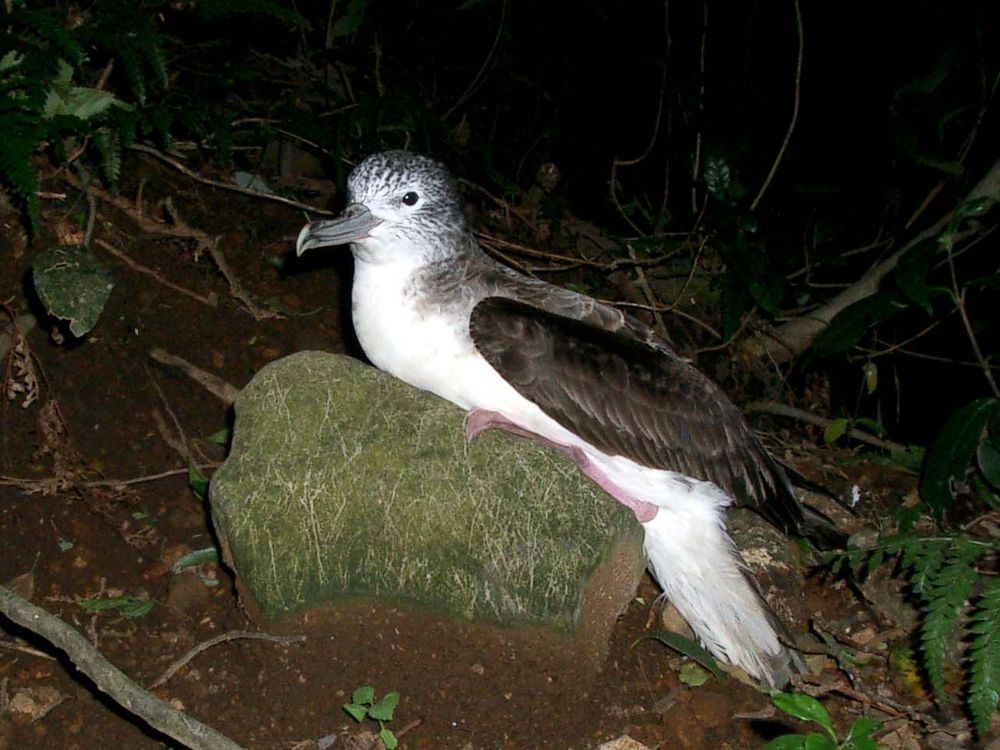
0 155 951 749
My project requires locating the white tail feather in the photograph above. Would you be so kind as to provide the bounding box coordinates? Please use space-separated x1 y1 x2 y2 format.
641 497 795 688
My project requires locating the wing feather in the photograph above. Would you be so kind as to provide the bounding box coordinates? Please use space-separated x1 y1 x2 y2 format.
469 296 806 534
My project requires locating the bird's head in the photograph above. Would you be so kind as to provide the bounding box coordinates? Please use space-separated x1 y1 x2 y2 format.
296 151 473 264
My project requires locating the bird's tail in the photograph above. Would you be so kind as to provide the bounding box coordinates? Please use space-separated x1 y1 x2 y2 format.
641 504 801 688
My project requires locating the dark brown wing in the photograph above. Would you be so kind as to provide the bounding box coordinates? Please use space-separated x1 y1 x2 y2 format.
469 296 807 535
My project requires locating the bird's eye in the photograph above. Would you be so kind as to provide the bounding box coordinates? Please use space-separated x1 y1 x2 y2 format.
401 191 419 206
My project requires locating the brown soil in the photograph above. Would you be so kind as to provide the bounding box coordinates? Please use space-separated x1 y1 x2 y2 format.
0 156 916 749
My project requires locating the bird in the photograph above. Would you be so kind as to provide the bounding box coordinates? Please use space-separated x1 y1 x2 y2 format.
296 150 837 687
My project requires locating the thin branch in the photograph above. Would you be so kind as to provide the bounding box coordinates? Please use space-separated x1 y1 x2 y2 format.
94 239 218 307
943 232 1000 397
746 401 908 454
149 348 241 406
744 158 1000 363
149 631 305 690
0 585 246 750
128 143 335 217
750 0 803 212
442 0 507 120
690 0 708 215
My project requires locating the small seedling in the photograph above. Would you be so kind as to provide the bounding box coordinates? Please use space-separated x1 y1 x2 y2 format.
343 685 400 749
764 691 882 750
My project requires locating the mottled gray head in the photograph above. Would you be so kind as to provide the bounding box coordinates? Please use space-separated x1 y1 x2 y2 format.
296 151 474 262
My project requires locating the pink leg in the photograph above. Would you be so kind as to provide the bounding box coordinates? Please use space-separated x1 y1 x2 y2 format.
464 408 658 523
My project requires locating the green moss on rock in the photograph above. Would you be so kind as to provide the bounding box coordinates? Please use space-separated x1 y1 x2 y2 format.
211 351 644 632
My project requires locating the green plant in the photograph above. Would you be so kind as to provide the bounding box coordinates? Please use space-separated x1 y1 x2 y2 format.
78 593 154 619
764 692 882 750
0 3 130 233
343 685 400 749
832 533 1000 738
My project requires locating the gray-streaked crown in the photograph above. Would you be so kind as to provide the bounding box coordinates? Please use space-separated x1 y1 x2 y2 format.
346 151 475 262
350 152 468 226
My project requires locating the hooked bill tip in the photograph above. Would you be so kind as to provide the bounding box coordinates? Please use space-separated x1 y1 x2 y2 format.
295 223 314 257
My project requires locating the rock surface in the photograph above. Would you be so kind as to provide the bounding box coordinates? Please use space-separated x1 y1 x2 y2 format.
211 351 645 638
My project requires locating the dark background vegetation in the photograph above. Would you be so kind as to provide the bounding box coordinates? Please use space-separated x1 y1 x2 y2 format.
8 0 998 442
2 0 1000 744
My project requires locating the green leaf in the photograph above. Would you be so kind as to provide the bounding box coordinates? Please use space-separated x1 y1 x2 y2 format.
763 735 806 750
32 244 115 337
990 405 1000 450
169 547 219 574
862 362 878 394
352 685 375 705
802 733 837 750
188 465 209 503
332 0 367 37
749 275 786 316
633 631 722 677
978 439 1000 491
678 661 710 687
771 693 834 736
845 717 882 742
810 293 903 359
343 703 368 722
854 417 886 437
823 418 849 445
703 156 732 200
204 428 231 445
894 240 944 315
921 398 996 516
368 691 399 722
379 728 398 750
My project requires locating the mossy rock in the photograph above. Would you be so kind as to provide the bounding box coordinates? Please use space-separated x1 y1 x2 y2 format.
210 351 644 636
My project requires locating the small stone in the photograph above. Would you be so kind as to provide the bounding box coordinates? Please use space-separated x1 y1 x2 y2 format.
597 736 653 750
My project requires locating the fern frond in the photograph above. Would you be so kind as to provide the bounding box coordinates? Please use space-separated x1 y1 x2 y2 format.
904 538 946 597
8 7 83 66
917 545 979 701
968 578 1000 738
92 127 122 186
0 112 42 233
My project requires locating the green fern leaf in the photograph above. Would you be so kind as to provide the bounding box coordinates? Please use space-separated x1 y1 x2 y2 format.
917 541 981 701
906 539 945 597
0 114 42 233
968 579 1000 739
92 127 122 186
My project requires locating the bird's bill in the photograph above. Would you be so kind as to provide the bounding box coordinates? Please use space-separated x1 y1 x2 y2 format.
295 204 383 256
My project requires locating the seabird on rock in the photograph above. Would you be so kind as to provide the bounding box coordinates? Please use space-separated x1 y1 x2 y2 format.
296 150 837 687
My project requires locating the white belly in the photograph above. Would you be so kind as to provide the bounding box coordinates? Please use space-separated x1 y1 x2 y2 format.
349 259 727 517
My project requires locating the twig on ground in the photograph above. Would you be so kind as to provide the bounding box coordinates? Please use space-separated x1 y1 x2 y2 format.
746 401 908 454
205 239 278 321
149 348 241 406
794 672 937 727
0 638 56 660
94 239 218 307
149 630 305 689
0 466 218 491
65 171 279 321
128 143 335 216
0 584 247 750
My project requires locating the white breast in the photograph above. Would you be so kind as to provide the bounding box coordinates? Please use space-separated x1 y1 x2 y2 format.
349 255 721 517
